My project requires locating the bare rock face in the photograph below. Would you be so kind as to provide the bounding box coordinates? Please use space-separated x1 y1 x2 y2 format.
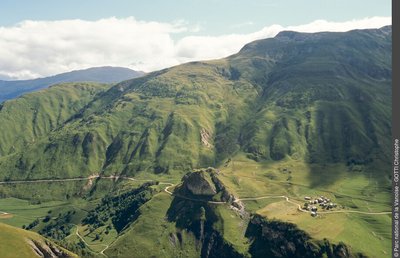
183 171 217 196
200 128 213 148
27 239 72 258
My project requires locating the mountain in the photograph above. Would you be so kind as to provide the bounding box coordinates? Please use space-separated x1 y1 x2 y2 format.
0 66 145 103
0 26 392 257
0 26 391 180
0 223 77 258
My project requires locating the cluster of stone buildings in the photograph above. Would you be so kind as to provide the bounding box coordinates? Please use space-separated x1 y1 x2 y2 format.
303 195 338 217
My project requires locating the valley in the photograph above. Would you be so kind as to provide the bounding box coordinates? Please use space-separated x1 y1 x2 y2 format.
0 26 392 257
0 156 391 257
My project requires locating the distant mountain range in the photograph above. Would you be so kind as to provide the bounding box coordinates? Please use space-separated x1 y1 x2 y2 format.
0 66 145 103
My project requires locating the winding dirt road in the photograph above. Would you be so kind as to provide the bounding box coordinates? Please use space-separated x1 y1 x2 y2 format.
74 225 109 257
235 195 391 215
0 174 391 258
1 176 388 216
163 184 226 204
318 210 391 215
235 195 309 212
0 175 158 185
0 175 391 228
162 183 175 195
0 174 391 217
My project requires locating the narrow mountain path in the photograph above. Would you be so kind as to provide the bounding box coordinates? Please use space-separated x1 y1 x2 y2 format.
0 177 391 217
163 183 175 195
235 195 309 212
318 210 391 215
235 195 391 216
100 244 110 256
163 184 225 204
0 175 174 186
0 175 155 185
0 174 391 258
0 178 93 184
0 175 173 222
74 224 108 257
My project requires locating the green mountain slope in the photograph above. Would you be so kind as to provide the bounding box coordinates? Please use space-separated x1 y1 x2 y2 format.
0 222 77 258
0 82 111 158
0 26 391 182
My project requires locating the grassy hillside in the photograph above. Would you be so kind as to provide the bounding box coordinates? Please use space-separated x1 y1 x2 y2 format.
0 26 391 182
0 222 77 258
0 62 256 179
0 82 111 158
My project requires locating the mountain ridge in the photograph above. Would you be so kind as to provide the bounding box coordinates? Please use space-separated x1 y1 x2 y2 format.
0 26 391 181
0 66 145 103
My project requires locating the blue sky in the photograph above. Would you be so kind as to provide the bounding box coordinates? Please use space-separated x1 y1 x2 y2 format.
0 0 391 35
0 0 391 79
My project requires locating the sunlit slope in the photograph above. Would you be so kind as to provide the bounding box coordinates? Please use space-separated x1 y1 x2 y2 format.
0 222 77 258
0 82 111 157
0 26 391 181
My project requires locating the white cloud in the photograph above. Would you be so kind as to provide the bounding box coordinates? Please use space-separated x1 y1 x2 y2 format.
230 21 255 29
285 16 391 33
0 16 391 80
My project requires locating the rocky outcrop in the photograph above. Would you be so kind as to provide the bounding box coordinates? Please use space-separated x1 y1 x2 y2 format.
201 231 244 258
168 168 246 257
27 239 73 258
166 193 245 258
182 171 217 196
245 214 364 258
210 172 247 218
179 168 248 218
200 128 213 148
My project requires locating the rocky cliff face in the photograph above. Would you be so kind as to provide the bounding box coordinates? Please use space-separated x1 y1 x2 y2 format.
245 214 363 258
210 172 247 216
182 171 217 196
167 168 246 258
28 239 73 258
